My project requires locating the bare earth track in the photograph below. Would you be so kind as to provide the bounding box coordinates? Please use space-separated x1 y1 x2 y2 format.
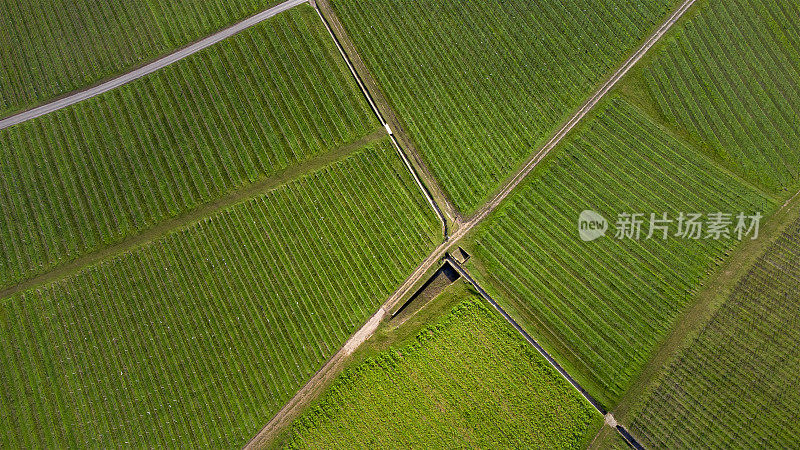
246 0 699 445
0 127 387 300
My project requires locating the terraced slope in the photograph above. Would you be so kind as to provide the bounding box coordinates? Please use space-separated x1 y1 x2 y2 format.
0 5 377 290
465 98 776 407
628 217 800 448
634 0 800 193
0 140 440 447
0 0 282 115
331 0 674 214
283 292 603 449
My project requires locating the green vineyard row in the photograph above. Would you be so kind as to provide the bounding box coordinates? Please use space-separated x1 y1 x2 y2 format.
0 5 377 290
0 0 281 115
331 0 673 214
467 98 775 407
630 216 800 447
0 140 440 447
284 291 603 449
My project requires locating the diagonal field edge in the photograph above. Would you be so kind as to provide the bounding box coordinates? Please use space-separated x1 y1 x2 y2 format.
246 0 699 445
311 2 449 238
446 255 645 450
0 0 308 130
0 127 387 300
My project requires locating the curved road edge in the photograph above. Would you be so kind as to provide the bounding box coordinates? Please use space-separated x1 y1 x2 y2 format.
0 0 308 131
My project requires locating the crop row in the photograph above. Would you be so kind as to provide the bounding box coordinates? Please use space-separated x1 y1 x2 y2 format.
468 98 775 407
284 294 602 449
0 5 377 290
0 140 440 447
630 216 800 448
0 0 282 115
332 0 673 214
644 0 800 193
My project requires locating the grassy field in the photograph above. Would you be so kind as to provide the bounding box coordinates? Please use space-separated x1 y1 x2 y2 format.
464 97 776 408
626 217 800 448
0 5 377 290
281 287 603 449
625 0 800 194
0 140 440 447
0 0 283 115
331 0 674 215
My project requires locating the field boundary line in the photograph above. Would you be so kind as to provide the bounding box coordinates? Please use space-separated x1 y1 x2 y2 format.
0 127 387 300
444 255 606 413
591 184 800 449
313 0 457 236
243 307 387 449
0 0 307 130
465 0 698 228
246 0 698 444
445 255 645 450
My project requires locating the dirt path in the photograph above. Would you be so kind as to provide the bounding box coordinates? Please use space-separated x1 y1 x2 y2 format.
244 307 387 449
0 0 307 130
465 0 698 227
246 0 698 445
0 127 387 300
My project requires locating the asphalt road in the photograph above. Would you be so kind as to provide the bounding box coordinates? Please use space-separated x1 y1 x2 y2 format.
0 0 307 131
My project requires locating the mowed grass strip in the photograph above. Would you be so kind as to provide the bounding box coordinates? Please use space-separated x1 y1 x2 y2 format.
0 5 378 290
283 292 603 449
466 98 776 407
640 0 800 193
331 0 674 214
0 0 282 115
0 140 440 448
629 217 800 448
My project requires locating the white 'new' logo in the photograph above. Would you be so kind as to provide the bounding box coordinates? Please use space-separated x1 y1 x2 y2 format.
578 210 608 242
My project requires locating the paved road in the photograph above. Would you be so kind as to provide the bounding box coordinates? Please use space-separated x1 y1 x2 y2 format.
0 0 307 131
246 0 699 445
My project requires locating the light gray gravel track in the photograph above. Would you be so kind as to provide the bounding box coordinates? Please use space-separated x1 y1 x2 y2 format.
0 0 307 131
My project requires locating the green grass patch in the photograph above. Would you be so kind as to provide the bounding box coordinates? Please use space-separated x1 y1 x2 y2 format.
0 140 440 447
464 97 776 408
0 5 378 290
628 216 800 448
331 0 674 215
281 289 603 449
0 0 283 115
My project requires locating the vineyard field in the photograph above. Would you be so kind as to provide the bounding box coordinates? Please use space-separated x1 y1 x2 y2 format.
465 98 776 407
282 289 603 449
331 0 674 214
0 5 377 290
633 0 800 193
0 140 441 447
0 0 282 115
629 217 800 448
